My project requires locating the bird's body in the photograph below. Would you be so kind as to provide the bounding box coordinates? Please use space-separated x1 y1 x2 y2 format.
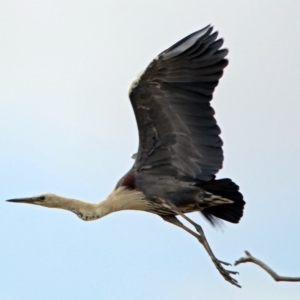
7 25 245 287
116 172 239 217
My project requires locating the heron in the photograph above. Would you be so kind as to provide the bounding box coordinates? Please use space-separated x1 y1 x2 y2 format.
7 25 245 287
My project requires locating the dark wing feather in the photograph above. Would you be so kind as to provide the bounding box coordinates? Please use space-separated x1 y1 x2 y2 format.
129 25 227 181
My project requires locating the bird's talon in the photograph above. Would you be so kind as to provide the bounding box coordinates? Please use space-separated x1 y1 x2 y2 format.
211 257 240 286
220 260 231 266
227 270 239 275
212 257 231 266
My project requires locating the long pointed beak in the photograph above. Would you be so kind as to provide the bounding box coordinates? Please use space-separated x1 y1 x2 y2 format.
6 197 35 204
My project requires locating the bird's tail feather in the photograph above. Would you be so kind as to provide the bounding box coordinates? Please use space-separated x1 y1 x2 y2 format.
197 178 245 225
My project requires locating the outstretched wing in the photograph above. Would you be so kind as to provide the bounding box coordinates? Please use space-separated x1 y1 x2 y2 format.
129 25 228 181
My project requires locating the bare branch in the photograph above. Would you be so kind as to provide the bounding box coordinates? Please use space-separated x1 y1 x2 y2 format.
235 251 300 282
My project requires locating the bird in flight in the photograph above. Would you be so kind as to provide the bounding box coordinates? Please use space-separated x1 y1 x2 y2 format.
7 25 245 287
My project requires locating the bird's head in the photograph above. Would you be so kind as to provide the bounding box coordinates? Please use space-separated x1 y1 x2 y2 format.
6 193 64 208
6 193 102 221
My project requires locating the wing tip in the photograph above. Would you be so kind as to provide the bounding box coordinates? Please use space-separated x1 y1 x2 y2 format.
162 25 217 60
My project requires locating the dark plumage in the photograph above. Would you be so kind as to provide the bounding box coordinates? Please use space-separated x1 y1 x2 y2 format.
123 26 245 286
121 25 244 225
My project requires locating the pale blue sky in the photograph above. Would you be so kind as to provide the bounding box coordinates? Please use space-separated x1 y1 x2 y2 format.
1 1 300 299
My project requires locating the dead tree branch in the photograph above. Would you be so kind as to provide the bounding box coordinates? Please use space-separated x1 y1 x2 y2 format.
234 251 300 282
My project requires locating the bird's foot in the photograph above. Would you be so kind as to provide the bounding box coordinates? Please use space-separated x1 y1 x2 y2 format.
196 235 241 287
212 257 240 287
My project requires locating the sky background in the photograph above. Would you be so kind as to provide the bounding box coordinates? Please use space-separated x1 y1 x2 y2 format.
1 1 300 299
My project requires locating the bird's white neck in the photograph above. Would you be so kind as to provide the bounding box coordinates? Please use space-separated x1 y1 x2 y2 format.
56 187 149 221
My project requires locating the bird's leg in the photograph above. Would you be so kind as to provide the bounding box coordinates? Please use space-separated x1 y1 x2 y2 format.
162 215 240 287
162 201 240 287
163 201 219 259
162 215 202 240
179 214 229 265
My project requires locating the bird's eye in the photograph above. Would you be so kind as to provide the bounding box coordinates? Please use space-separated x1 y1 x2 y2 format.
39 196 45 200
